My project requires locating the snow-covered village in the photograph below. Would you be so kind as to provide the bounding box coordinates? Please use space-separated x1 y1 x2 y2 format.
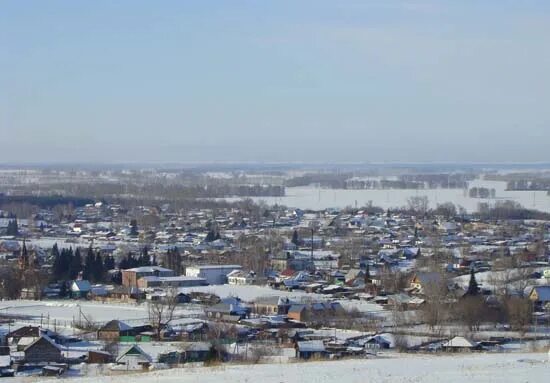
0 165 549 382
4 1 550 381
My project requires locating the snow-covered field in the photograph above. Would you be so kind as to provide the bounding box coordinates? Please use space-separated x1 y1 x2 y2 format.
22 352 550 383
177 284 325 302
217 180 550 212
0 299 203 327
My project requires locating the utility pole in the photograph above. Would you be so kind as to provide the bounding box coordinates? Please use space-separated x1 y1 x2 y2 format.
311 228 314 270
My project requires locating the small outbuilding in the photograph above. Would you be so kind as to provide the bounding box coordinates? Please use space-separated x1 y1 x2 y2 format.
295 340 327 359
442 336 480 352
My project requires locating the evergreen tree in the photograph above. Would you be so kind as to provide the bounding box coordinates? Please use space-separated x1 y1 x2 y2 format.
165 247 182 274
139 246 150 266
69 247 82 279
291 230 300 246
119 252 138 269
364 263 371 284
129 219 139 237
93 252 104 282
20 240 28 268
118 255 129 270
59 281 67 298
6 219 19 236
103 254 115 272
52 243 60 258
61 247 74 280
112 270 122 285
51 243 62 281
205 229 217 242
466 268 479 296
83 246 95 281
57 248 68 280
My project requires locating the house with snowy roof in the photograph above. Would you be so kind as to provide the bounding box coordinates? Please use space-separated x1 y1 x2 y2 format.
442 336 480 352
70 279 92 298
295 340 327 359
528 285 550 311
97 320 135 341
24 335 63 364
115 345 152 370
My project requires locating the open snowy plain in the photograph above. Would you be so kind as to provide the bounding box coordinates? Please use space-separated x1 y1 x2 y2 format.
17 352 550 383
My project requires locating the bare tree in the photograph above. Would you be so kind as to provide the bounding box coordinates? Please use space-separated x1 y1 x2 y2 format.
393 333 409 352
148 289 179 339
407 196 429 216
248 344 272 364
421 275 449 334
380 269 411 294
0 265 23 299
205 322 238 362
504 297 532 335
433 202 457 219
455 296 487 332
237 234 269 274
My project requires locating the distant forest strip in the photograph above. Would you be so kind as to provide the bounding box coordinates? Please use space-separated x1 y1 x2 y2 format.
474 201 550 220
506 179 550 191
286 173 474 189
484 173 550 191
2 182 285 201
0 194 94 208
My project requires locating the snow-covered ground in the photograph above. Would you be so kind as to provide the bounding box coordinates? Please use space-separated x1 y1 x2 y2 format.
452 268 548 292
177 284 386 314
21 352 550 383
217 180 550 212
177 284 326 303
0 299 203 328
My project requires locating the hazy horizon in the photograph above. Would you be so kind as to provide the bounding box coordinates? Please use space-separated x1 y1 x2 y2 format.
2 1 550 163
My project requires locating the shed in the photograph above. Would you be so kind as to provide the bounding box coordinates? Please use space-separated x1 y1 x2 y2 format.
296 340 327 359
442 336 480 352
87 350 113 364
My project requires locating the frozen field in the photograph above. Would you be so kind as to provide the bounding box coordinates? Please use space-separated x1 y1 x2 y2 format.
24 352 550 383
0 300 203 327
178 285 385 314
219 180 550 212
178 284 323 302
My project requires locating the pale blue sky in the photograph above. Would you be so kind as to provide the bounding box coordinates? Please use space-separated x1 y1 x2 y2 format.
1 1 550 163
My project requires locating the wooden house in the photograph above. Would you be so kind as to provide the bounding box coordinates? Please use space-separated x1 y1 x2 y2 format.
87 350 113 364
97 320 135 341
115 345 152 370
70 280 92 299
287 302 345 323
528 285 550 311
410 272 445 294
253 296 291 315
24 336 63 364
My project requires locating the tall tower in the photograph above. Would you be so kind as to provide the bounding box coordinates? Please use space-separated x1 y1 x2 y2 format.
19 239 29 270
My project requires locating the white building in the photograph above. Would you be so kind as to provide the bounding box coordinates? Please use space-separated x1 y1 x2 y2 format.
185 264 242 285
227 270 255 285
